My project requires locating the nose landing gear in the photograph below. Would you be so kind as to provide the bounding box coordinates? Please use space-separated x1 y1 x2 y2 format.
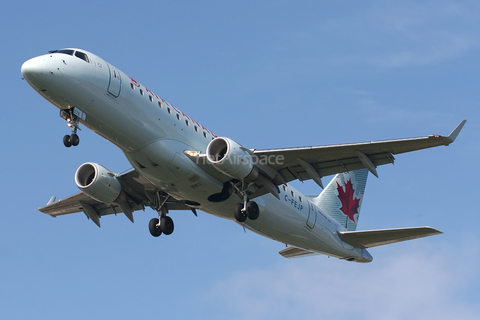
60 108 82 147
63 133 80 147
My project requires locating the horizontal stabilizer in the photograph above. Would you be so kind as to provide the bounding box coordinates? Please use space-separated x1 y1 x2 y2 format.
279 246 319 258
338 227 442 249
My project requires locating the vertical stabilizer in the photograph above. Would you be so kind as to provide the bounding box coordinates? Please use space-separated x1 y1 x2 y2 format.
312 169 368 231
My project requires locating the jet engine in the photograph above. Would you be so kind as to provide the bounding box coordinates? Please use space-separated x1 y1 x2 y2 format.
75 162 122 204
206 137 258 180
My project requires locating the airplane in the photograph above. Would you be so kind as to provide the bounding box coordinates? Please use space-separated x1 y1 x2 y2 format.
21 48 466 263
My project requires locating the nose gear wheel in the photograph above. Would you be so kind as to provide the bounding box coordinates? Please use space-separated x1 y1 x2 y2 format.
63 133 80 147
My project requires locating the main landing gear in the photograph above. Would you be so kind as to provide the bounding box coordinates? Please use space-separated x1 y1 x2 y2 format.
148 216 174 237
61 109 81 147
147 192 175 237
234 201 259 222
232 180 260 223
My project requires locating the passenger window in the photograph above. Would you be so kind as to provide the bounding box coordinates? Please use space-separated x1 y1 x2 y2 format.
130 83 135 90
74 51 89 63
139 89 144 96
185 120 190 126
149 95 153 102
167 108 172 114
194 126 198 132
299 196 303 203
158 101 162 108
291 191 295 198
203 132 207 138
283 185 287 192
176 114 181 120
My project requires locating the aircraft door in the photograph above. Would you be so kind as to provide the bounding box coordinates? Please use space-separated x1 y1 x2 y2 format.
306 201 317 229
106 63 121 97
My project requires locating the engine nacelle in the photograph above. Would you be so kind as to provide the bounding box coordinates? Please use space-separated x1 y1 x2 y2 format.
75 162 122 204
206 137 257 180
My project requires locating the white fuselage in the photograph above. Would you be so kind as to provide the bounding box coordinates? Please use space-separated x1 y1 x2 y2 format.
22 49 372 262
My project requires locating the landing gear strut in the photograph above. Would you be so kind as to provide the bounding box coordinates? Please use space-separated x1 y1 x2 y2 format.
61 109 81 147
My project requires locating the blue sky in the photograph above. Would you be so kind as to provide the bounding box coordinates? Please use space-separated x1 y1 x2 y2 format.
2 1 479 319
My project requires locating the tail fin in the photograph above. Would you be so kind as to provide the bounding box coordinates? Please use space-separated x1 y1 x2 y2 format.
312 169 368 231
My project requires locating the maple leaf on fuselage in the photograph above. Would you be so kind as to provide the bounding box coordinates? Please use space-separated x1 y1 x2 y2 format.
336 180 360 223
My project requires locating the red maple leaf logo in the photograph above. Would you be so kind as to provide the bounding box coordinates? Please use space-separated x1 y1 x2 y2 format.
336 180 360 222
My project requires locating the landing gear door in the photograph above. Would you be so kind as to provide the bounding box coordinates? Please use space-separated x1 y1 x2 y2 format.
306 201 317 229
106 63 121 97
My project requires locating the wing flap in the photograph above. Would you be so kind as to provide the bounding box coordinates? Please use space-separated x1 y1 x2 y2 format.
279 246 319 258
38 191 147 217
338 227 443 249
278 152 394 184
38 192 94 216
257 135 453 171
39 192 191 217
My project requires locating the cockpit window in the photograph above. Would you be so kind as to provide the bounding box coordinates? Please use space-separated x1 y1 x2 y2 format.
74 51 90 63
49 49 74 56
48 49 89 63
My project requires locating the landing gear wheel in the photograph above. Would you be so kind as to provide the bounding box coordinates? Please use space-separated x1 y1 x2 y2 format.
234 203 247 222
63 135 72 147
149 218 162 237
70 133 80 146
246 201 259 220
161 216 174 235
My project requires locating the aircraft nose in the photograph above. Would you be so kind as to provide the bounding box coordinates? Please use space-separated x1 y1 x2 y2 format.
21 56 45 84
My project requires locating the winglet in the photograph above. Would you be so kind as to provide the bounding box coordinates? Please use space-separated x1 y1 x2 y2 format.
447 119 466 143
46 196 56 206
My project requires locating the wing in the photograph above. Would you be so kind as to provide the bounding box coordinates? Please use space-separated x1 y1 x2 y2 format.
183 120 465 200
338 227 442 249
38 168 192 227
252 120 466 190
